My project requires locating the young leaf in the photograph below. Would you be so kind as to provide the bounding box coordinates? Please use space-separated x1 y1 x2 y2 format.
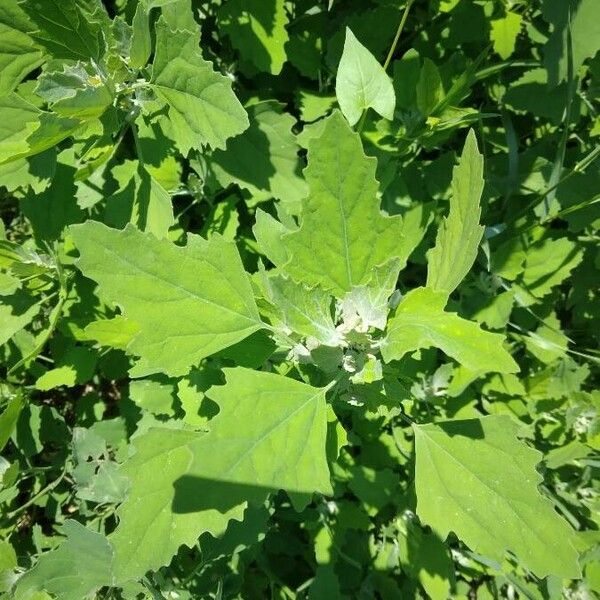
219 0 289 75
150 17 249 154
259 273 342 346
335 28 395 126
13 520 114 600
35 62 113 120
414 416 581 578
381 287 518 375
426 129 484 294
110 368 331 582
70 221 262 376
282 111 406 297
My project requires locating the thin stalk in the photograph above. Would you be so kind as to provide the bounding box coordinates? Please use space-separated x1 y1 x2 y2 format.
7 465 67 519
8 263 68 375
382 0 415 72
356 0 414 134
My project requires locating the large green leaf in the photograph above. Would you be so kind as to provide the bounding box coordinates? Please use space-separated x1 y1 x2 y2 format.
414 416 581 578
426 129 484 294
150 17 249 154
335 28 395 126
19 0 105 61
219 0 289 75
110 368 331 581
13 520 114 600
381 287 518 375
281 111 406 297
70 221 262 376
0 1 43 95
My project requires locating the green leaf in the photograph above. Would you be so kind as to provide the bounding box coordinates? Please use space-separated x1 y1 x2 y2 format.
0 94 81 166
35 346 97 391
416 58 443 117
210 101 308 210
514 236 583 306
253 208 291 267
259 273 342 346
490 11 522 60
281 111 406 297
426 129 484 294
81 316 140 350
150 17 249 154
70 221 262 376
35 62 113 120
340 259 400 331
105 161 174 238
335 28 395 126
110 368 331 582
413 416 581 578
19 0 105 61
219 0 289 75
0 392 24 452
13 520 114 600
382 287 518 375
0 290 40 347
398 519 455 600
0 0 43 95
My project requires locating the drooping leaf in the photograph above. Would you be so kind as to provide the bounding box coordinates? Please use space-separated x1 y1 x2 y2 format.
110 368 331 582
414 416 581 578
426 129 484 294
382 287 518 375
219 0 289 75
13 520 114 600
149 17 249 154
70 221 262 376
335 28 395 126
281 111 406 297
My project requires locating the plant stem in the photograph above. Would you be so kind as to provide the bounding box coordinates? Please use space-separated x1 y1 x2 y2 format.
356 0 414 134
7 465 67 519
383 0 415 72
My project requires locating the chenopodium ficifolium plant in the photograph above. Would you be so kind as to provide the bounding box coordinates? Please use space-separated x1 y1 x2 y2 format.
0 1 593 598
14 116 580 598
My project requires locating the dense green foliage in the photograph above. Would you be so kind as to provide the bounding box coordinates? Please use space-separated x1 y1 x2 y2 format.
0 0 599 598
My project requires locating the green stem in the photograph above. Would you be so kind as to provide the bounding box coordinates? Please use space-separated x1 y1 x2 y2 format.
8 265 68 375
382 0 415 72
7 465 67 519
356 0 414 134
